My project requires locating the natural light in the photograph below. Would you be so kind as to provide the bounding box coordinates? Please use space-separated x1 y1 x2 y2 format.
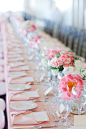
0 0 24 12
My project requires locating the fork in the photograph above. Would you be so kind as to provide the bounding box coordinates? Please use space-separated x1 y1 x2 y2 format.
52 113 59 122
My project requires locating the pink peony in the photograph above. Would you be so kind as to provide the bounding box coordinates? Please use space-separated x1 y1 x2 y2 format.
58 74 83 100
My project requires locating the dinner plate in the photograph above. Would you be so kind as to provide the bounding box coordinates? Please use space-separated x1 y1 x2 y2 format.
9 62 25 67
10 101 37 110
9 84 31 90
8 72 26 78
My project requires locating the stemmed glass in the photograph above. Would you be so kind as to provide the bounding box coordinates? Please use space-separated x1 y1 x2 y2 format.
42 67 51 86
51 69 58 102
71 87 85 115
57 97 71 126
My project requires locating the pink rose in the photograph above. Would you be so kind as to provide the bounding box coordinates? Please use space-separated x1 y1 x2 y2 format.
46 49 58 60
49 57 59 68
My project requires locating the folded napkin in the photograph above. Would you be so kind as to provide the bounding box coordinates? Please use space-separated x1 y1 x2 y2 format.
9 90 39 100
8 54 22 59
8 65 29 72
8 57 24 62
10 111 49 125
8 77 34 84
9 62 25 68
8 50 22 55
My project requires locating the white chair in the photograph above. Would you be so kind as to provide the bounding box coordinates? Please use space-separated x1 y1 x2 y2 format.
0 82 6 96
0 73 4 81
0 110 5 129
0 99 5 111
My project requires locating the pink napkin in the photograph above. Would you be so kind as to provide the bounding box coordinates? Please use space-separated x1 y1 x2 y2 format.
9 90 39 101
7 50 22 55
8 57 24 62
10 111 49 125
8 77 34 84
10 112 38 125
8 66 29 72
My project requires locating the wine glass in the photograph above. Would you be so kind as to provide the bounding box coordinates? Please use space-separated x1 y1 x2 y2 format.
42 67 51 86
51 79 58 102
57 97 71 126
71 87 85 115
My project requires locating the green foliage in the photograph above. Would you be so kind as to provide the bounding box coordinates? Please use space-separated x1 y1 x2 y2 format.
57 65 64 71
49 66 57 70
55 52 60 58
74 57 81 61
82 74 86 80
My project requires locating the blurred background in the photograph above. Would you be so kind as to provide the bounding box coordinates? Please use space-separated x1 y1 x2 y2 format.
1 0 86 60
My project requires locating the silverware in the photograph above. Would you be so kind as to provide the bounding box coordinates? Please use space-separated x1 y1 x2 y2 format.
12 126 34 128
33 100 48 102
34 124 57 129
52 113 59 122
12 125 57 129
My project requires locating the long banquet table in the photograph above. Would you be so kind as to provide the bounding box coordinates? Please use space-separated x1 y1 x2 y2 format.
1 17 86 129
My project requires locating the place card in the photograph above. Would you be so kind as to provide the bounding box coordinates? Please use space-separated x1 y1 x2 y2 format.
44 86 53 96
74 115 86 126
72 126 86 129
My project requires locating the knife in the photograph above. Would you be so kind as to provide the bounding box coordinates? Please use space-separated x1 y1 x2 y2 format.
38 125 57 128
33 100 48 102
12 125 57 128
12 126 34 129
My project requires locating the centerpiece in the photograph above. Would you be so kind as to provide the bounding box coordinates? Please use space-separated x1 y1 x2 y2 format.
57 74 84 126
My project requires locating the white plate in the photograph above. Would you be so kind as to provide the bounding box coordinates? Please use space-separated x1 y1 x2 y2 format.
10 101 37 110
8 72 26 78
9 62 25 67
9 84 31 90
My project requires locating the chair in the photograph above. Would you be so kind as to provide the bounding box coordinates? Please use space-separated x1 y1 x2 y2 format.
73 32 80 55
0 82 6 100
78 36 84 56
0 110 5 129
0 99 5 111
81 40 86 61
63 27 71 46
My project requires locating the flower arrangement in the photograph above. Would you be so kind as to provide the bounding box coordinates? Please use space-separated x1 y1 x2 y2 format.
49 51 83 74
58 74 83 100
30 37 40 49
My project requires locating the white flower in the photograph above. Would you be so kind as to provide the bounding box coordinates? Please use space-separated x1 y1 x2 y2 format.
63 66 75 75
51 69 58 76
41 58 47 67
75 60 82 71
